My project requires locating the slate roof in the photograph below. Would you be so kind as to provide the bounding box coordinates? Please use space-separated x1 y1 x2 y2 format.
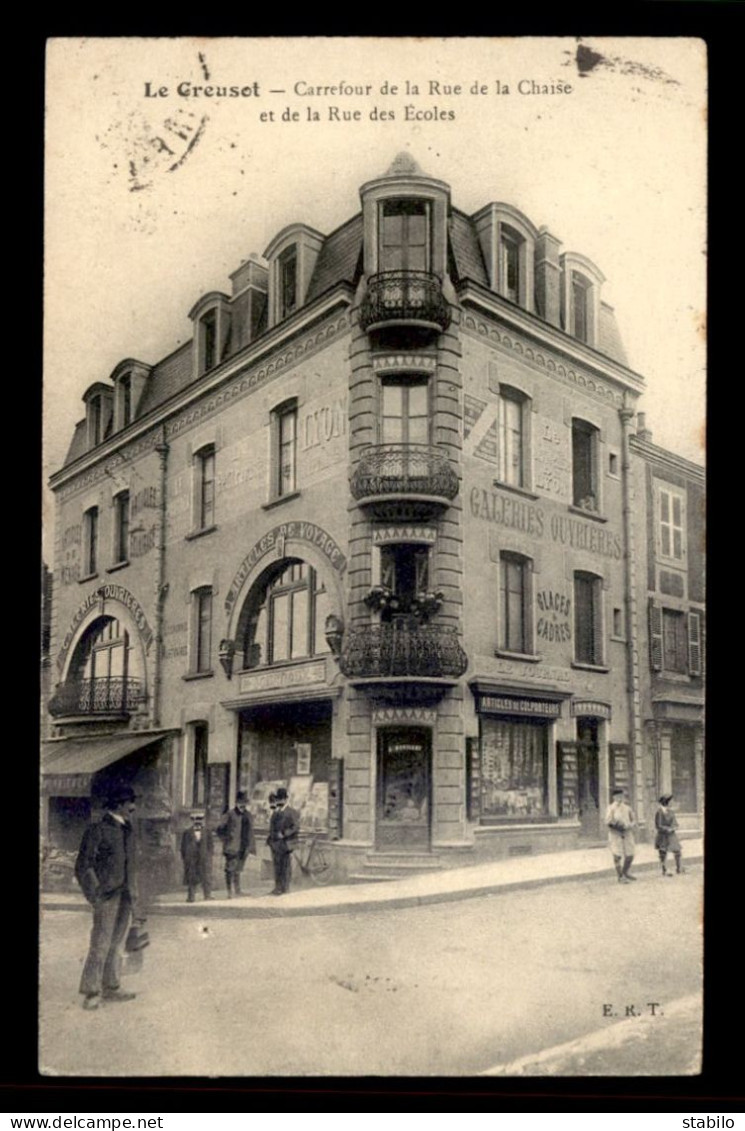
449 209 488 286
64 420 88 467
60 182 632 471
306 215 363 301
598 304 628 367
136 343 194 418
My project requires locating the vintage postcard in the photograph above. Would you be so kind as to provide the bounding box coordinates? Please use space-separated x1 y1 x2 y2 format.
41 36 706 1078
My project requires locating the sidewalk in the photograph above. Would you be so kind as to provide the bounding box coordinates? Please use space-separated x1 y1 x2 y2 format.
481 992 702 1076
41 838 703 919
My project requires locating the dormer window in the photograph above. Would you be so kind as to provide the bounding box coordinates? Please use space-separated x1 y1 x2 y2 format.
91 396 103 445
380 200 430 273
560 253 604 347
472 203 537 312
109 360 150 433
83 383 114 449
264 224 325 329
119 375 132 428
278 245 298 319
499 228 521 304
571 273 590 342
200 310 217 373
189 294 231 380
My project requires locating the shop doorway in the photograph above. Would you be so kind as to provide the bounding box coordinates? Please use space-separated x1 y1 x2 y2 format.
671 726 697 812
376 727 431 850
576 718 600 838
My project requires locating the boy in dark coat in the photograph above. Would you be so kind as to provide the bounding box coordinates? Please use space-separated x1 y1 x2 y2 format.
180 811 214 902
654 794 684 876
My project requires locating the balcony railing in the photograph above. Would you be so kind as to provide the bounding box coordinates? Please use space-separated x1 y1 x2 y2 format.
350 444 459 505
339 622 468 681
359 271 451 333
48 677 145 718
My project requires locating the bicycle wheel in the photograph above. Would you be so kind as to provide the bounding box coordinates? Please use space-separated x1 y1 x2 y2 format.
306 838 333 885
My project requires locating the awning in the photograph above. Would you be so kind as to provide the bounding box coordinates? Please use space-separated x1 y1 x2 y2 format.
41 729 177 781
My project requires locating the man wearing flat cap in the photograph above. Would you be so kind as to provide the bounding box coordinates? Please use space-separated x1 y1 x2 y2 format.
216 790 255 897
267 787 300 895
180 811 214 902
75 784 139 1011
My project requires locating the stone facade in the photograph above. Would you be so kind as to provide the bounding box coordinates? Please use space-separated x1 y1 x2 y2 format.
43 155 704 891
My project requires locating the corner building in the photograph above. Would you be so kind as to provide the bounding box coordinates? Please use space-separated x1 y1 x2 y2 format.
44 155 655 891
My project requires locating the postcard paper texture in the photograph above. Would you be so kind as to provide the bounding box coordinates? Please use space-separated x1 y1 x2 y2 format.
41 36 705 1077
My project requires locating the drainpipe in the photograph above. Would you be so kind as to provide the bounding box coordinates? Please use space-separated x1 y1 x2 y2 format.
152 427 169 728
619 398 645 827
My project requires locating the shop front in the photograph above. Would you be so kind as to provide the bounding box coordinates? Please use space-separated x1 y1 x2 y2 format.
468 682 569 833
375 726 431 849
237 697 342 838
649 697 704 822
41 730 179 894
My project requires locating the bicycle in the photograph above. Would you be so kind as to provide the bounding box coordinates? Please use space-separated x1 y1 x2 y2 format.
293 834 333 885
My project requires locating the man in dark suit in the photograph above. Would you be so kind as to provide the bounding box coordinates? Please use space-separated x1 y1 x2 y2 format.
267 787 300 895
75 785 139 1011
180 811 214 902
216 790 255 897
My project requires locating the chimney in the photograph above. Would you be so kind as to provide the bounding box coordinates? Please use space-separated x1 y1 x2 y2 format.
535 227 561 328
229 254 268 350
636 412 653 442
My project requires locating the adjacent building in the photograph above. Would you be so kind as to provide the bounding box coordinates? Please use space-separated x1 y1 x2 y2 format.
632 419 705 834
42 154 703 892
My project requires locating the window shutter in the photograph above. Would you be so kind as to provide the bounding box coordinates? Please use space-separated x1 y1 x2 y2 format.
688 610 702 677
648 598 663 671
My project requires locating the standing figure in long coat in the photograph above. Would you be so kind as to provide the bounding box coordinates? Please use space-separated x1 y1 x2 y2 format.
180 811 214 901
216 791 255 897
267 787 300 895
75 785 139 1010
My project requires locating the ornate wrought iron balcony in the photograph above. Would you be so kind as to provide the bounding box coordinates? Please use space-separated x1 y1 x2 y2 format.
339 622 468 681
359 271 451 333
350 444 459 518
48 677 145 718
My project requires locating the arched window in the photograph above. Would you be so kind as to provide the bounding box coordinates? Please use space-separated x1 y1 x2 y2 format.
238 559 330 669
67 615 144 712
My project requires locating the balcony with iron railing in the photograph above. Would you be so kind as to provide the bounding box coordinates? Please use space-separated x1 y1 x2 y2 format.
48 677 146 719
350 443 459 519
339 621 468 692
359 271 451 334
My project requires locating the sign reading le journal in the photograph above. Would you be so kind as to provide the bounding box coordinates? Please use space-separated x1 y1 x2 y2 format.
226 522 347 615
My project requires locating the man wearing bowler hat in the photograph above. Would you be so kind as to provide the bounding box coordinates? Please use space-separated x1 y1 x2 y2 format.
181 810 215 902
75 784 139 1011
216 790 255 897
267 787 300 895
